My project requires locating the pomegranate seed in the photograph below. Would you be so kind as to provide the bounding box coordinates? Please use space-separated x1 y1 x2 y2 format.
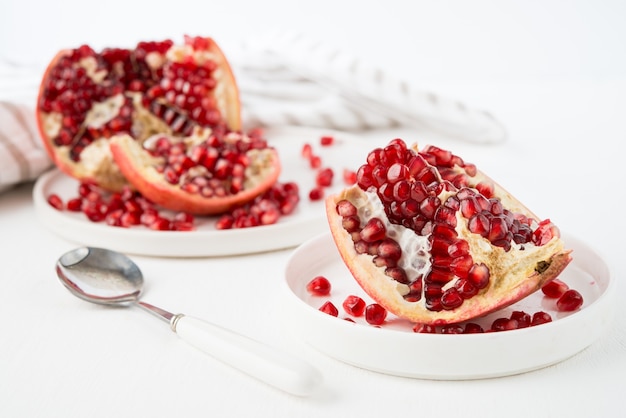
365 304 387 325
308 187 324 201
66 197 83 212
475 181 494 198
440 324 464 334
309 155 321 169
315 167 334 187
467 263 490 289
491 318 519 332
531 311 553 326
215 215 234 229
301 143 312 159
376 238 402 261
556 289 583 312
541 278 569 298
463 323 484 333
306 276 332 296
510 311 531 328
413 323 436 333
360 218 386 242
343 169 357 185
440 288 463 310
149 217 171 230
320 135 334 146
47 194 64 210
342 295 366 317
336 199 357 217
319 301 339 317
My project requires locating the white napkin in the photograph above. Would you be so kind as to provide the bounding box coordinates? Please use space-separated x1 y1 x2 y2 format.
0 32 506 193
231 32 507 142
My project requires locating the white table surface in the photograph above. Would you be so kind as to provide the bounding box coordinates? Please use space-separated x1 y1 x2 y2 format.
1 1 625 417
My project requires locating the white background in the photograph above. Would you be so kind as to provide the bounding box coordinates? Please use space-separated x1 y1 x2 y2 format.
1 1 625 417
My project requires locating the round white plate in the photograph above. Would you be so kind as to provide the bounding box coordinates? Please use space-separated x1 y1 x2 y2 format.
283 232 615 380
32 126 368 257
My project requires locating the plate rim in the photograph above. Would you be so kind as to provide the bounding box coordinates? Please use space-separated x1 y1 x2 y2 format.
31 126 366 257
282 230 615 380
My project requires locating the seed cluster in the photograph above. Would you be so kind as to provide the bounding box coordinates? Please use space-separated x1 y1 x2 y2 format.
38 36 224 162
336 139 556 312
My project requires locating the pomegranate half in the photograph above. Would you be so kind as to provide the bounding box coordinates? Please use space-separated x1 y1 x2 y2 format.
36 35 241 192
110 129 281 215
326 138 572 325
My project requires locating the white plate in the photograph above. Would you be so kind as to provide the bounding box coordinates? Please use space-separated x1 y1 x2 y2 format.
283 232 615 380
32 126 367 257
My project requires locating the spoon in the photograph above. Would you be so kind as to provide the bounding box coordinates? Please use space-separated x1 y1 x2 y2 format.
55 246 322 396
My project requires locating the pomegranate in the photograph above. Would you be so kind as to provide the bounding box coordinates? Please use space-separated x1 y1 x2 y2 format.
109 128 280 214
36 35 282 216
325 138 573 325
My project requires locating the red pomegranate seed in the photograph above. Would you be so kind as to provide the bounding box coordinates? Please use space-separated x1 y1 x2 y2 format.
475 181 494 198
320 135 334 146
306 276 332 296
215 214 235 229
467 263 490 289
365 303 387 325
47 194 64 210
316 167 334 187
440 324 464 334
413 323 436 333
173 212 195 223
319 301 339 317
556 289 583 312
541 278 569 298
360 218 386 242
336 199 357 217
301 143 312 159
531 311 553 326
172 221 195 231
463 323 484 333
376 238 402 261
309 155 321 169
121 211 141 227
308 187 324 201
342 295 366 317
66 197 83 212
510 311 531 328
343 169 357 185
440 288 463 310
149 217 171 230
491 317 519 332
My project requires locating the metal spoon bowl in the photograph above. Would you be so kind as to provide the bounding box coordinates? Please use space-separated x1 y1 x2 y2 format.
56 247 322 396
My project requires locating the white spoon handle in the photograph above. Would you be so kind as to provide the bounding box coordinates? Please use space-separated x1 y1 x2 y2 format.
173 315 322 396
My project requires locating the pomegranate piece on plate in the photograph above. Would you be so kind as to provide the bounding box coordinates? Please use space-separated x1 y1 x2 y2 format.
325 138 572 325
36 35 242 193
110 128 280 215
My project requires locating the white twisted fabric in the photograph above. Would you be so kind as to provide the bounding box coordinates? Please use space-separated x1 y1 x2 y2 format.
231 32 507 142
0 32 506 193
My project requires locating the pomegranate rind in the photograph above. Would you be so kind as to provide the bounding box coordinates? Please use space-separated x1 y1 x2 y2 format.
35 37 241 192
35 50 130 191
110 134 281 215
325 177 573 325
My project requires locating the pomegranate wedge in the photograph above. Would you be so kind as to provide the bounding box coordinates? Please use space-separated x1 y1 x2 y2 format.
36 35 241 192
110 129 281 215
326 139 572 325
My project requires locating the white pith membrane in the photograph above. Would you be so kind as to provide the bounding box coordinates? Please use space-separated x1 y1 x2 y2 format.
38 39 239 192
327 143 572 325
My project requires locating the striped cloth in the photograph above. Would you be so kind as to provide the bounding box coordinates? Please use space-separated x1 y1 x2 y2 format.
0 32 506 194
0 102 50 193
